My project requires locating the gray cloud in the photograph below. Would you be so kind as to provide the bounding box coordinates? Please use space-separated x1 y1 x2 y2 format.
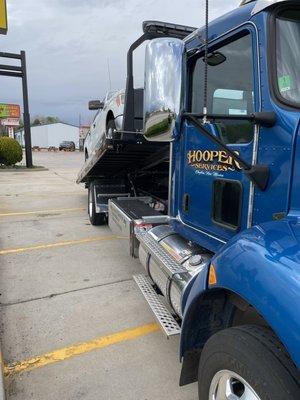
1 0 237 125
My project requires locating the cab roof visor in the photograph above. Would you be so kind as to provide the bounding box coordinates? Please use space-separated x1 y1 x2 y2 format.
240 0 290 15
142 21 197 39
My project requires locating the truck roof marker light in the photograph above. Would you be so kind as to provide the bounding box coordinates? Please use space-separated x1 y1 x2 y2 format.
209 264 217 286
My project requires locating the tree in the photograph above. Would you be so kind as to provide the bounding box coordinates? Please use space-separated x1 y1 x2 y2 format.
31 116 60 126
45 116 59 124
32 118 41 126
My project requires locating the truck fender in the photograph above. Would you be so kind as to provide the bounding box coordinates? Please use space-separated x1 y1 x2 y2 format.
180 219 300 376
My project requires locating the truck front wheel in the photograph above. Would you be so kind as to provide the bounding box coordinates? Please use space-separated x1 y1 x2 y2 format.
198 325 300 400
88 182 106 226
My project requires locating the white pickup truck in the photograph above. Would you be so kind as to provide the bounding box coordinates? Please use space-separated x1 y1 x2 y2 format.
84 89 125 161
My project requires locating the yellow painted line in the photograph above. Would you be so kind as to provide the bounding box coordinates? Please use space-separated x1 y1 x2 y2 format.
0 207 85 217
0 236 119 255
4 323 159 376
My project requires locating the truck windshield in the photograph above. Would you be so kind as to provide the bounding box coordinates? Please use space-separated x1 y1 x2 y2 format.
276 9 300 106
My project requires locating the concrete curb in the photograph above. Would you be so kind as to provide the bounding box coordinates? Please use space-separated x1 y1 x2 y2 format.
0 166 48 172
0 351 5 400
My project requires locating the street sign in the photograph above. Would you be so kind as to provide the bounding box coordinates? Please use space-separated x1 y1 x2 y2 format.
0 0 7 35
1 118 20 126
0 104 20 118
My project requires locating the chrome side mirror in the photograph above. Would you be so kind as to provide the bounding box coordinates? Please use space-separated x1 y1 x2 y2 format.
144 38 185 142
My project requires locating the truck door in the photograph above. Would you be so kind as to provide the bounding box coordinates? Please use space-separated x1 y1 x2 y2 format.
180 31 258 243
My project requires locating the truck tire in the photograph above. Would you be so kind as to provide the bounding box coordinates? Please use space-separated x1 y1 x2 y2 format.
106 119 116 139
198 325 300 400
88 182 106 226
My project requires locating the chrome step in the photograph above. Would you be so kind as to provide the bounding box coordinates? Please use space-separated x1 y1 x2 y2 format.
133 274 181 337
136 230 186 275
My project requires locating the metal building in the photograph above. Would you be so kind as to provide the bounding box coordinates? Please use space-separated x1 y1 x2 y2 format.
15 122 79 149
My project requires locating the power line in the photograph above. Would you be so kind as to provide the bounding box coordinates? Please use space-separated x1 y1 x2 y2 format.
107 58 112 91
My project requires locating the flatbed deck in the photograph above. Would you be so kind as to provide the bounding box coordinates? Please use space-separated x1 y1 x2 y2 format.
76 134 169 184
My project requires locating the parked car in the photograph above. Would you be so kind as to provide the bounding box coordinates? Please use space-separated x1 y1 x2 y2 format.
59 141 75 151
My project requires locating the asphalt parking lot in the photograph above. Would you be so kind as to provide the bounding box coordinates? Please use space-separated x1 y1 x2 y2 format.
0 151 198 400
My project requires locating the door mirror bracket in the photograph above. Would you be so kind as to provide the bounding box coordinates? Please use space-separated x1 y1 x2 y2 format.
245 165 269 191
184 114 270 191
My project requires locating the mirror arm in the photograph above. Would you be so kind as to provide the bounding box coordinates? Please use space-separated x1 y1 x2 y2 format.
184 114 269 191
183 111 276 128
253 112 277 128
123 31 172 132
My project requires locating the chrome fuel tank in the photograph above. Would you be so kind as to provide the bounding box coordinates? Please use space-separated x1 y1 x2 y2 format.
138 225 211 318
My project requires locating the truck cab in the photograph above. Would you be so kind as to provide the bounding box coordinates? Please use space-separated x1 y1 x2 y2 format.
108 1 300 398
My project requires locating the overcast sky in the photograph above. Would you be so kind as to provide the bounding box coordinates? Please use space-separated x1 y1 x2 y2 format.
1 0 237 125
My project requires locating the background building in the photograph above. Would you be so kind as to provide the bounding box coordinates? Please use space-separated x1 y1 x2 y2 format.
16 122 79 149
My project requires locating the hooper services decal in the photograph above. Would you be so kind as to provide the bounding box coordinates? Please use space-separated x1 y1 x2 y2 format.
187 149 242 174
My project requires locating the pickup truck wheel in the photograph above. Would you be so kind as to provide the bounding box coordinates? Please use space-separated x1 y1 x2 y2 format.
88 183 106 226
198 325 300 400
106 119 116 139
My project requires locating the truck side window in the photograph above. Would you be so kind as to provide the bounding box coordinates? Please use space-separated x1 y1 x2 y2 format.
213 180 242 229
191 33 254 144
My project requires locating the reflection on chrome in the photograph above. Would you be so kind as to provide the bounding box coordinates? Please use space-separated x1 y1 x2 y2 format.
144 38 184 142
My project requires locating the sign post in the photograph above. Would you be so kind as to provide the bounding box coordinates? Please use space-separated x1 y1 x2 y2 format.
7 126 13 138
0 2 33 167
0 52 33 167
21 50 32 167
0 0 7 35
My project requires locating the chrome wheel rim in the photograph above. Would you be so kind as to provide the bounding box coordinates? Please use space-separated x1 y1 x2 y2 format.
89 197 93 217
209 370 261 400
89 190 93 217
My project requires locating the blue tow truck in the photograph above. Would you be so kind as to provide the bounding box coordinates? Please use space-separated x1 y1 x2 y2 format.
79 0 300 398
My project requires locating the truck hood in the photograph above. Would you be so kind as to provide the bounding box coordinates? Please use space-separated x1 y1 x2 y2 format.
254 218 300 272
